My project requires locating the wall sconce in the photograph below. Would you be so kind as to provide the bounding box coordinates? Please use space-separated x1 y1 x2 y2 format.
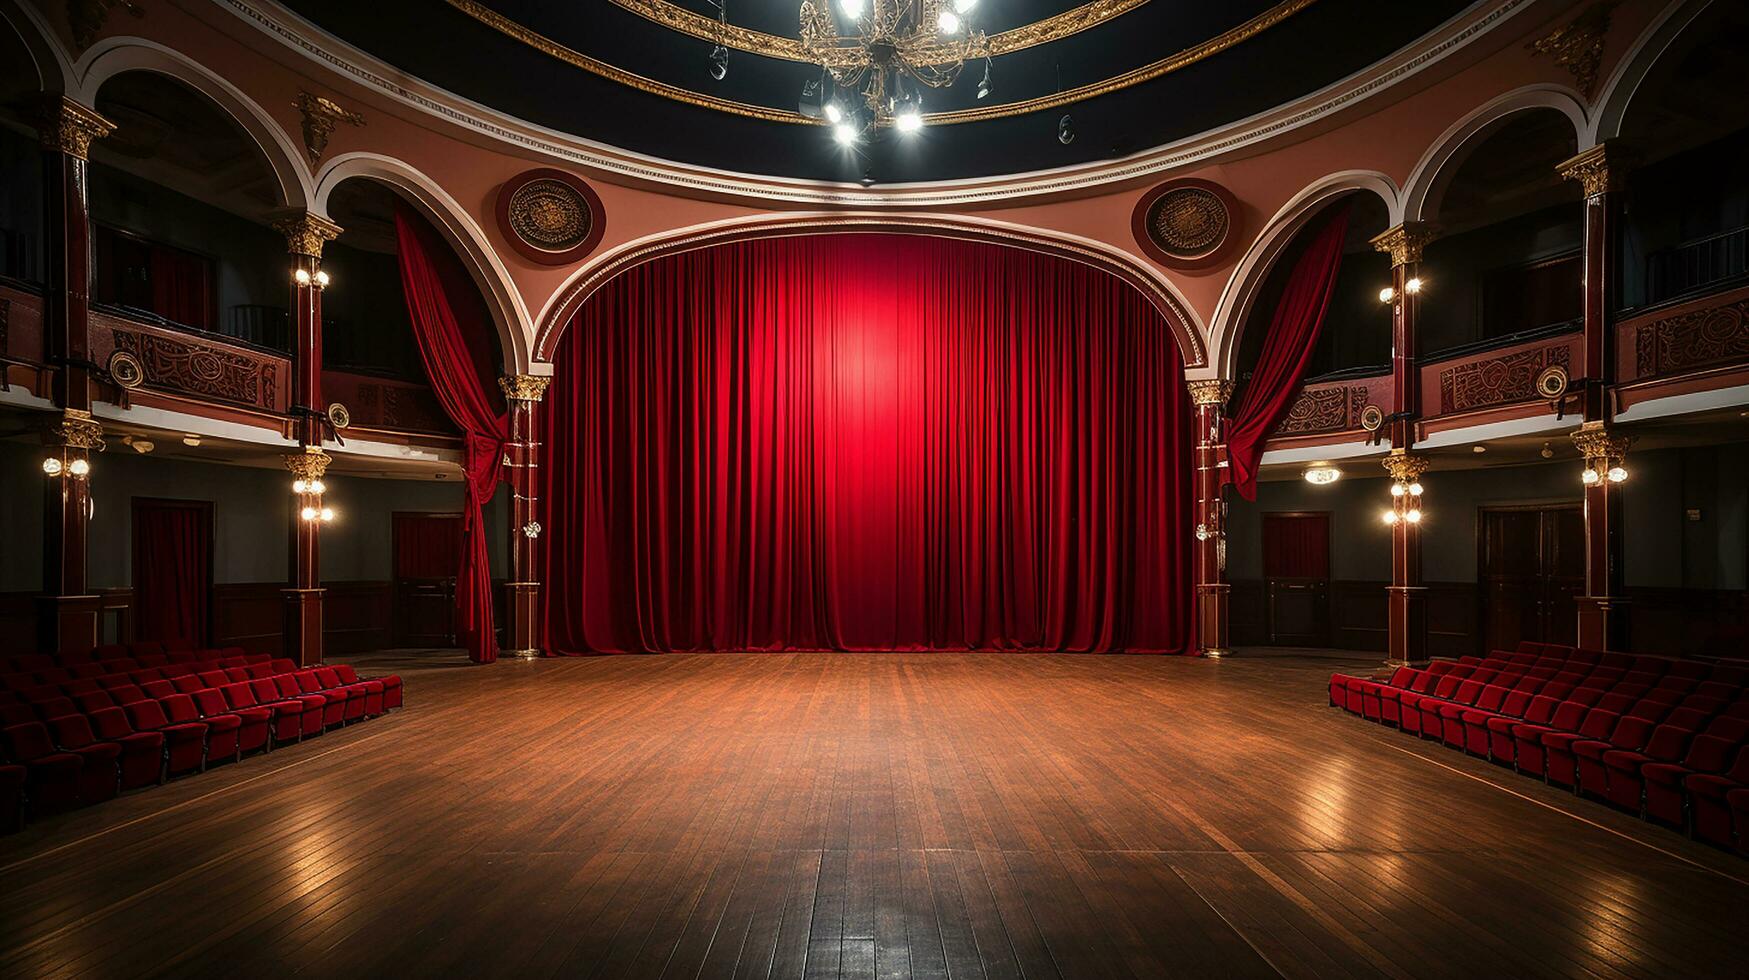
1303 465 1342 485
42 455 89 478
1380 452 1427 527
293 268 332 289
291 478 327 495
300 505 336 523
1572 422 1630 486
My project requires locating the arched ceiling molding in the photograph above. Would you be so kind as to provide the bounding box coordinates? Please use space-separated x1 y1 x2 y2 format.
75 37 313 210
1400 84 1587 223
0 0 75 94
1201 171 1399 381
533 214 1205 368
221 0 1535 207
1588 0 1715 145
314 153 534 373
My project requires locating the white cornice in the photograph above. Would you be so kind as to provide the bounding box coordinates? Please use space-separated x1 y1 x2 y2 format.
220 0 1532 207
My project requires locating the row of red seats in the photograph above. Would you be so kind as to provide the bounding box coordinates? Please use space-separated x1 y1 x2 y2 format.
1 652 402 832
1329 644 1749 853
3 649 274 692
0 640 225 672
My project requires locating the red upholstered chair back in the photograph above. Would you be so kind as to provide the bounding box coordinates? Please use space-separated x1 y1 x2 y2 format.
1576 708 1620 740
127 699 172 731
88 706 135 740
49 713 100 749
248 679 282 704
1544 700 1589 730
314 668 342 688
193 689 231 717
221 683 259 710
334 665 360 685
3 722 59 761
161 695 202 725
1603 715 1656 751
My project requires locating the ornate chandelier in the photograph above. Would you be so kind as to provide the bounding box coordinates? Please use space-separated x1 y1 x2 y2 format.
799 0 990 143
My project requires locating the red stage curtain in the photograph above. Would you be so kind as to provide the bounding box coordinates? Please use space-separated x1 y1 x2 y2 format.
393 513 463 580
133 499 211 650
1225 204 1352 500
539 234 1193 654
149 244 215 331
394 208 507 663
1262 513 1331 579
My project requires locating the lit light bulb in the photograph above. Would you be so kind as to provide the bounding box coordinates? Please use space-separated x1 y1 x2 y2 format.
1405 508 1422 523
294 268 312 286
824 102 843 124
42 457 63 477
1408 482 1423 496
292 479 308 494
1390 483 1406 497
833 122 859 146
301 506 318 521
1581 467 1600 485
314 270 331 288
310 479 326 495
1405 277 1423 294
1378 286 1396 304
69 458 90 477
937 10 961 33
320 507 335 522
1382 510 1399 525
895 107 923 133
839 0 863 17
1607 466 1627 483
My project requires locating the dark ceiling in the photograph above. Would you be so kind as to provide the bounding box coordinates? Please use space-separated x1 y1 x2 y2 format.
283 0 1473 184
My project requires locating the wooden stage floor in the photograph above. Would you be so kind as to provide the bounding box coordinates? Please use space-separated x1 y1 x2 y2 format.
3 651 1745 978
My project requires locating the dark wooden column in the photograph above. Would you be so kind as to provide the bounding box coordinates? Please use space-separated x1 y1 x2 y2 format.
499 374 551 659
1186 379 1233 658
272 213 342 666
1558 142 1635 651
37 97 114 655
1370 222 1437 666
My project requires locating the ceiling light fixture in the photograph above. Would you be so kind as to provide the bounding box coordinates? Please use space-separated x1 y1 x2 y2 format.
1303 465 1342 485
799 0 989 140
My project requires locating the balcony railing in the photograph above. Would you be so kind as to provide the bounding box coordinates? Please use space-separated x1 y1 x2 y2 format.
1646 225 1749 306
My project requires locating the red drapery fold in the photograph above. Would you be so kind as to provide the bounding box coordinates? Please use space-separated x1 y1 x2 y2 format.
133 499 211 650
149 244 215 331
1225 204 1353 500
1262 513 1331 579
394 208 507 663
393 513 464 580
539 234 1193 654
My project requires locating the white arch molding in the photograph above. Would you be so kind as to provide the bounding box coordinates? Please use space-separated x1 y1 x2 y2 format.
1589 0 1717 145
314 153 535 373
532 213 1209 369
75 37 314 211
1202 171 1400 381
1399 84 1589 224
0 0 75 94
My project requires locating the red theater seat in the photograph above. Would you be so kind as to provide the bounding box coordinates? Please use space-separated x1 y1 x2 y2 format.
2 723 84 814
78 709 165 790
1688 746 1749 847
162 695 240 765
43 714 128 800
125 700 209 776
194 689 270 756
0 764 23 832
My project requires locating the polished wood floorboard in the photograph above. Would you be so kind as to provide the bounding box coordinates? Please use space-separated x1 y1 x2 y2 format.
2 651 1746 979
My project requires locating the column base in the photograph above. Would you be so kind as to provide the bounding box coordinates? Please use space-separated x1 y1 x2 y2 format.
504 581 541 661
36 594 102 656
1576 595 1630 652
1195 582 1231 659
282 587 325 668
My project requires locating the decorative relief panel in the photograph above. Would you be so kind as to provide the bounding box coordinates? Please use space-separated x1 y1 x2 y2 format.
1438 344 1571 414
495 168 606 266
1276 384 1369 435
1634 299 1749 378
1131 178 1239 270
109 328 280 409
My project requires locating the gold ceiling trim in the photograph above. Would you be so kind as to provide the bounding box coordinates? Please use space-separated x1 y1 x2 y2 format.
443 0 1315 126
607 0 1151 65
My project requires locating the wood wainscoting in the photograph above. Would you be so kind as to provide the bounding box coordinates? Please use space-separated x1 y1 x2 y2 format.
212 581 392 656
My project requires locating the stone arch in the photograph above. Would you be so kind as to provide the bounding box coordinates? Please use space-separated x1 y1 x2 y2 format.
1400 84 1588 224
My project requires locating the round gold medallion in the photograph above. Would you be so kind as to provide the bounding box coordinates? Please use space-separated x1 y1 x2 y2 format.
1535 364 1569 399
108 350 145 389
1149 187 1229 257
508 179 591 252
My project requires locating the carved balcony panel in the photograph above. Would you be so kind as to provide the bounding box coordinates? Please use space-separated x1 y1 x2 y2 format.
1263 373 1393 451
1615 284 1749 413
323 370 457 435
1417 330 1585 437
89 310 291 415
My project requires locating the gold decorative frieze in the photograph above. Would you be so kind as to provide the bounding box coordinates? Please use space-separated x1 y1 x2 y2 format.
271 212 343 258
1370 222 1438 268
283 447 332 481
66 0 143 53
1380 450 1428 483
52 409 105 450
1557 142 1636 197
1185 380 1233 406
39 96 115 160
499 375 552 403
294 91 365 163
1527 1 1617 99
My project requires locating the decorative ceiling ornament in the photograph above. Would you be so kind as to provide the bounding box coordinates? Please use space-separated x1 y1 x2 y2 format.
66 0 144 53
294 92 364 163
1526 1 1617 99
1132 178 1239 270
799 0 992 139
443 0 1314 128
495 169 606 266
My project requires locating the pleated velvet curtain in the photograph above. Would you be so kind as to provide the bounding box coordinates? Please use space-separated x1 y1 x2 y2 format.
539 234 1194 654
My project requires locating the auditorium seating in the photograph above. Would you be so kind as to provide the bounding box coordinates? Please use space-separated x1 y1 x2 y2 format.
0 645 403 831
1330 644 1749 853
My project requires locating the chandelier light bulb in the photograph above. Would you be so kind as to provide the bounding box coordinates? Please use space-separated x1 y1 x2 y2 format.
311 479 326 494
823 102 843 124
937 10 961 34
1607 466 1627 483
292 479 308 494
895 107 923 133
320 507 336 522
314 270 331 288
1405 508 1423 524
1390 482 1406 497
69 458 90 477
301 506 318 521
1382 510 1399 525
833 122 859 145
1408 482 1423 496
1405 277 1423 294
294 268 312 286
42 456 63 477
1581 467 1600 485
1378 286 1396 304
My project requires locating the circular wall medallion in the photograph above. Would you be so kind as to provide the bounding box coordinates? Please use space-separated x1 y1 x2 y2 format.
495 168 606 266
326 402 352 430
1132 178 1240 270
107 350 145 389
1534 364 1569 399
1359 404 1385 432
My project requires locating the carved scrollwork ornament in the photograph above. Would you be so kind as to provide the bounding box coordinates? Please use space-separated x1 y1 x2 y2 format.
499 375 553 403
39 96 115 160
1380 450 1428 483
1527 1 1619 99
54 409 106 451
283 448 332 482
1570 421 1631 468
1185 380 1234 407
65 0 144 53
1369 223 1439 268
522 521 543 539
294 92 365 163
1557 142 1637 198
272 212 343 259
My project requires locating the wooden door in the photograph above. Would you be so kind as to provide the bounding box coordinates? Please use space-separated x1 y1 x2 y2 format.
392 512 461 648
1479 504 1583 653
1263 512 1331 646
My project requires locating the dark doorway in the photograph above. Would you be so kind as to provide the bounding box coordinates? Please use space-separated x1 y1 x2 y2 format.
1263 511 1331 646
392 511 461 648
132 498 214 649
1479 504 1584 654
